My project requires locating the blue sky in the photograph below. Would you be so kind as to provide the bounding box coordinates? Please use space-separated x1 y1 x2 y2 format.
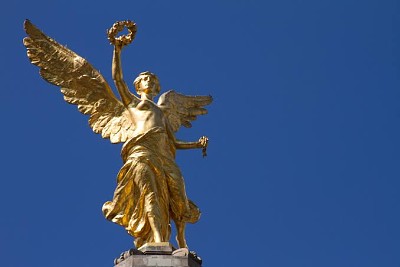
1 1 400 266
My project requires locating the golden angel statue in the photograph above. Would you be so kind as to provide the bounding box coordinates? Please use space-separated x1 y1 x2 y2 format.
23 20 212 249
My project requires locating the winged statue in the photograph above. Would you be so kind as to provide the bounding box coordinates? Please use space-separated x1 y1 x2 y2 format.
23 19 212 250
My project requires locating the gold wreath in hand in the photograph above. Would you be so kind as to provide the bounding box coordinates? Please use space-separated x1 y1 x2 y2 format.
107 20 137 46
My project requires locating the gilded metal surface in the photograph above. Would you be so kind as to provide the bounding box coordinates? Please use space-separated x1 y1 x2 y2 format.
23 20 212 249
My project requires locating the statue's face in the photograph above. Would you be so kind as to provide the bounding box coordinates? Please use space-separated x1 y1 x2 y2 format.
138 75 159 95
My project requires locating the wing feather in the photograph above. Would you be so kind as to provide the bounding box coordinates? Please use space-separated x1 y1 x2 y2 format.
157 90 212 132
24 20 135 143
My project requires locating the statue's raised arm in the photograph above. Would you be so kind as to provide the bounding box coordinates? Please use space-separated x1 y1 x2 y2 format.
108 21 140 107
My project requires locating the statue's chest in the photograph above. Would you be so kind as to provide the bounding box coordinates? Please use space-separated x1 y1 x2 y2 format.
131 100 164 119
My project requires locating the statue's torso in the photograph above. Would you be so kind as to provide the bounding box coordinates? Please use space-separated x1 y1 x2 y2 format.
128 99 168 138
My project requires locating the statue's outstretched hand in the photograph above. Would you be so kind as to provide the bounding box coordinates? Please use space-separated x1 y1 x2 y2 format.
198 136 209 157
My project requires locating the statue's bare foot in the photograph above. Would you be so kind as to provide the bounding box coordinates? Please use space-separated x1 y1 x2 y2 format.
176 235 187 249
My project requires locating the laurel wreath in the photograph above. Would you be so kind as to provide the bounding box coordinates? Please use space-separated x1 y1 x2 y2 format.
107 20 137 46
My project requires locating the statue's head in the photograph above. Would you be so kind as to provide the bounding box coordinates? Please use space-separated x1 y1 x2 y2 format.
134 71 160 96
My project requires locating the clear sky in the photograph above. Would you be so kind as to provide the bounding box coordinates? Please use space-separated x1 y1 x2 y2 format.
1 1 400 266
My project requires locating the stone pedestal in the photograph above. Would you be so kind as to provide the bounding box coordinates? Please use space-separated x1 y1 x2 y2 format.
114 243 202 267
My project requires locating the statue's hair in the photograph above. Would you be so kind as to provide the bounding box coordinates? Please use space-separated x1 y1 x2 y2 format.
133 71 161 94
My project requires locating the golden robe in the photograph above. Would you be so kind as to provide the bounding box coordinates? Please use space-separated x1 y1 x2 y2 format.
102 127 200 248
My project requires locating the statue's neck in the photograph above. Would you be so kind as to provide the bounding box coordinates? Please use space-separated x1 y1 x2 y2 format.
140 93 154 101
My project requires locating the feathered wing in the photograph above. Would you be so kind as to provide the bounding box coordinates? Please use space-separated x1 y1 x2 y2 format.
23 20 135 143
157 90 213 132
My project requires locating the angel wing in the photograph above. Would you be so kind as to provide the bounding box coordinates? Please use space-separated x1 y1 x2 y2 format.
23 20 135 144
157 90 213 132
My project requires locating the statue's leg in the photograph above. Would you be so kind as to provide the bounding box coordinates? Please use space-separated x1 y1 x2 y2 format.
148 215 162 243
174 220 187 248
166 171 190 248
134 162 167 243
167 172 190 219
